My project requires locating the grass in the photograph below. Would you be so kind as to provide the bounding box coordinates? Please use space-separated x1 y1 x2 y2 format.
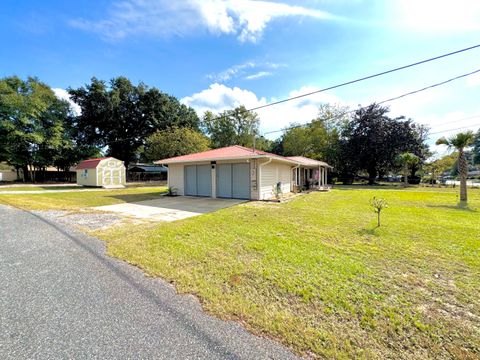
0 186 167 210
2 185 479 358
90 187 480 359
0 186 82 191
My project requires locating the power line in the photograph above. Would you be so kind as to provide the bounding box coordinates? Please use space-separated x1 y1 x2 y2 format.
216 43 480 120
429 114 480 128
430 123 480 136
263 67 480 136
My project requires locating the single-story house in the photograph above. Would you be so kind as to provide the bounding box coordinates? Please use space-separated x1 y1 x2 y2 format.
286 156 332 191
0 169 17 182
76 157 126 188
155 145 331 200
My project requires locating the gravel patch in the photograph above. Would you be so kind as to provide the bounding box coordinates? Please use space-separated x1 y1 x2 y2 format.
33 210 124 230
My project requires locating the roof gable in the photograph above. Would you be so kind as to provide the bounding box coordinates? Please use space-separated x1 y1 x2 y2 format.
76 157 112 170
155 145 297 164
286 156 331 168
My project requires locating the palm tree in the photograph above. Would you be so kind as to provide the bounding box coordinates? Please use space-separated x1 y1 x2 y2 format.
436 131 475 202
396 152 420 187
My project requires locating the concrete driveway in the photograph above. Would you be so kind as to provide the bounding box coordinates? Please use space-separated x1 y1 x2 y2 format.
0 204 298 359
94 196 246 221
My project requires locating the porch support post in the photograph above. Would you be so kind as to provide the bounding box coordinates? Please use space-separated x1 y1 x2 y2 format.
318 166 322 188
324 167 327 188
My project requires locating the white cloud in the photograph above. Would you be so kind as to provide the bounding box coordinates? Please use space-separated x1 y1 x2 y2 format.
69 0 338 42
395 0 480 32
245 71 272 80
181 83 343 137
207 61 282 82
466 72 480 87
53 88 81 116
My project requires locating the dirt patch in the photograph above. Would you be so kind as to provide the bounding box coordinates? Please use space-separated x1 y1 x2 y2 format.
34 210 124 230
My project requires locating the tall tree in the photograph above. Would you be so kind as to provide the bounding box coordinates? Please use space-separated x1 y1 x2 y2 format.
473 129 480 165
279 104 351 170
202 105 259 148
436 131 475 202
342 103 427 184
396 152 420 186
0 76 69 181
424 152 457 185
142 127 211 162
68 77 199 167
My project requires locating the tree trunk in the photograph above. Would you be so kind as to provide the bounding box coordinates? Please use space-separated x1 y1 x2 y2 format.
22 165 29 182
458 150 468 202
404 164 408 187
368 168 376 185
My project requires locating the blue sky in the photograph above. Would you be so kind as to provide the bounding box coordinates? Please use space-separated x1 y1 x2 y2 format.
1 0 480 155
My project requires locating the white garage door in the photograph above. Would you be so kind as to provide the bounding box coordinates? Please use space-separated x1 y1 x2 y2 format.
184 165 212 197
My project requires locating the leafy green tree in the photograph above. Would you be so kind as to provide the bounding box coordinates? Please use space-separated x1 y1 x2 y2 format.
0 76 69 181
473 129 480 165
68 77 199 167
202 105 259 148
282 124 317 156
278 104 350 171
424 153 457 184
436 131 475 202
396 152 419 186
341 103 427 184
142 127 211 162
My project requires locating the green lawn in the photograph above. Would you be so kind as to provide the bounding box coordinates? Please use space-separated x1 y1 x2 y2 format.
0 186 167 210
92 187 480 359
0 186 81 191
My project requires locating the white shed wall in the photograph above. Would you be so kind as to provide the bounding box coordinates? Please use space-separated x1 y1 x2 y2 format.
77 169 98 186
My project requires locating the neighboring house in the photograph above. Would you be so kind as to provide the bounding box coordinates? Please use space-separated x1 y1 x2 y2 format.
155 145 331 200
0 169 17 182
76 157 126 188
286 156 332 191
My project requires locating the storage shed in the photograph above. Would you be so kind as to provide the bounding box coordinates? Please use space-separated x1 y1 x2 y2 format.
155 146 299 200
76 157 126 188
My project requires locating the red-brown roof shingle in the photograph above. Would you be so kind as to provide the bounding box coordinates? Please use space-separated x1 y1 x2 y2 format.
76 157 112 170
155 145 296 164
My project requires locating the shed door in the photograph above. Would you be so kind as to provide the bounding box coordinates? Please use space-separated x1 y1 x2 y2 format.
232 163 250 199
196 165 212 197
185 165 197 196
216 164 232 198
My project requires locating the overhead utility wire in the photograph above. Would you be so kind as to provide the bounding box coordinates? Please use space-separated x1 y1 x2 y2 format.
432 114 480 127
263 67 480 135
215 43 480 122
430 123 480 135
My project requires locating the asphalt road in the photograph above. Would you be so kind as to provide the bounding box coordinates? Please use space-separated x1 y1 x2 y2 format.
0 204 299 359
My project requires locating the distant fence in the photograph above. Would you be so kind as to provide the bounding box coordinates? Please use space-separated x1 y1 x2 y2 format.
0 170 76 183
127 172 167 182
35 171 76 183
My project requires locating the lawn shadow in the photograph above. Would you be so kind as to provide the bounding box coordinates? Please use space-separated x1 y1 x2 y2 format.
105 192 166 204
334 184 405 191
427 203 477 212
357 227 380 237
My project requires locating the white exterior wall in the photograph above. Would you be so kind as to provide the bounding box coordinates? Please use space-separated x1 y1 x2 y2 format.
0 171 17 182
259 160 293 200
167 163 184 195
77 168 98 186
